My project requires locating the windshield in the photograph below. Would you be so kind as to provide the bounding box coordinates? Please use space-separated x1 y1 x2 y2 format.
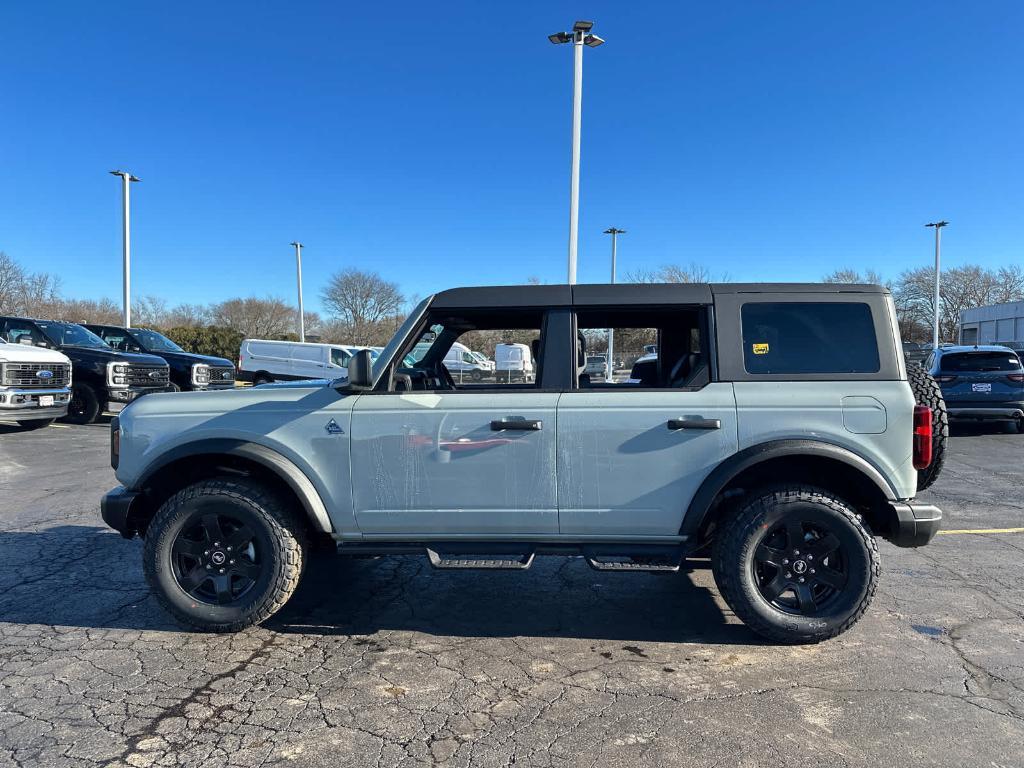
37 321 110 349
472 351 487 362
372 297 430 379
941 351 1023 373
131 329 184 353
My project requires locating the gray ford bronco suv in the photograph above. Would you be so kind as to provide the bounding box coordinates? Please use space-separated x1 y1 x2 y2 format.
102 283 947 643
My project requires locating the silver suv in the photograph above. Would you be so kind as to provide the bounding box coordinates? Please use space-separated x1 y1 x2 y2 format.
102 283 947 643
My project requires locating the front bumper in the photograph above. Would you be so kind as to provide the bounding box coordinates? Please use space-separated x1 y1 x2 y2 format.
101 485 143 539
107 385 175 408
0 388 70 421
885 500 942 547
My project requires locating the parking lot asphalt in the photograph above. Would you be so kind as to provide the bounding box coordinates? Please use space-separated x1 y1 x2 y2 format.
1 419 1023 768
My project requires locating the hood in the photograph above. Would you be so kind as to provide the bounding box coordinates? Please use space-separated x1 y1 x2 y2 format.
60 345 167 366
0 342 71 365
151 350 234 367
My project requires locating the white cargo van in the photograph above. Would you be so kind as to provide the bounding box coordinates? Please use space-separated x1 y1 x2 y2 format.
442 342 491 382
238 340 368 384
494 342 534 382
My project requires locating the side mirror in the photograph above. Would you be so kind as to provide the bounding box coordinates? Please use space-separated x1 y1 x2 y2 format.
347 349 374 390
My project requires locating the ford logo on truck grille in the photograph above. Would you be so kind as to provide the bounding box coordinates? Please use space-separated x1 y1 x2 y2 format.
149 370 163 379
36 370 53 379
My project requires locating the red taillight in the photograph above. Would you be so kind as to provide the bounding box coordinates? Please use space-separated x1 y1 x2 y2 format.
913 405 933 469
934 375 958 384
1008 374 1024 383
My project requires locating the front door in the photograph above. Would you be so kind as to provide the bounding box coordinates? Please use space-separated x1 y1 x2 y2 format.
350 392 559 535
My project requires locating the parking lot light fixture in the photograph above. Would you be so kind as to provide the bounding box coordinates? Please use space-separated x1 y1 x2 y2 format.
109 170 140 327
603 228 626 379
291 242 305 343
925 221 948 350
549 20 604 285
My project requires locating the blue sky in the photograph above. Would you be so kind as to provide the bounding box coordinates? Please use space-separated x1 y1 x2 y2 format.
2 1 1022 314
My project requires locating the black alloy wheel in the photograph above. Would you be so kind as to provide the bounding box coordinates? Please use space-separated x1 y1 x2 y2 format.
752 518 847 616
171 513 263 605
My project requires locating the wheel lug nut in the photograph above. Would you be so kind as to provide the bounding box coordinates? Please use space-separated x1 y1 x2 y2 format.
226 547 232 552
219 568 225 574
205 564 211 569
214 542 220 546
229 559 235 564
807 554 813 561
794 549 800 556
204 550 209 555
798 577 805 583
810 569 816 574
785 572 792 579
782 558 789 565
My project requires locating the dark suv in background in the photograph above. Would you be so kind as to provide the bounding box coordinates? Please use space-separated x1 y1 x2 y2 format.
0 316 171 424
926 345 1024 432
84 324 235 392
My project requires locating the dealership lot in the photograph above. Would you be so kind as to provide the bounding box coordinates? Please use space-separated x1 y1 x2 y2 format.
1 421 1023 767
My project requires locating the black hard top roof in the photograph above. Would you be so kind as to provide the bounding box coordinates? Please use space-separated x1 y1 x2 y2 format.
429 282 890 309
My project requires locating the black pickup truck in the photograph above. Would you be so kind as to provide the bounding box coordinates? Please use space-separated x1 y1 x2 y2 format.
84 324 235 392
0 316 171 424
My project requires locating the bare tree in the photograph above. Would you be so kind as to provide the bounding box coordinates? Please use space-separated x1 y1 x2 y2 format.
212 297 297 338
164 302 214 328
0 252 24 313
133 295 170 327
625 263 715 284
320 269 404 344
823 268 886 286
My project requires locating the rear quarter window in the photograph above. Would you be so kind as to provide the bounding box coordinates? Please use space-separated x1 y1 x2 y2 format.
741 302 880 375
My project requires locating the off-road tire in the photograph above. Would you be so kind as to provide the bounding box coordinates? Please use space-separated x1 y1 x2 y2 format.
908 365 948 491
62 384 101 425
253 373 273 386
16 418 56 430
168 382 182 393
712 485 880 644
143 477 307 632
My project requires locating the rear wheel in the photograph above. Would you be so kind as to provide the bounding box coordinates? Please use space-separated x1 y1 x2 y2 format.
712 486 879 644
62 384 101 425
253 373 273 386
908 366 948 490
143 478 307 632
16 418 55 430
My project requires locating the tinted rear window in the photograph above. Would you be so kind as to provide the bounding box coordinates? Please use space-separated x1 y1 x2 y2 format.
741 302 880 374
940 351 1022 373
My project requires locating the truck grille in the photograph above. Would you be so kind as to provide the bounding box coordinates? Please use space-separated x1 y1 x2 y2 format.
1 362 72 389
126 365 169 387
208 366 236 385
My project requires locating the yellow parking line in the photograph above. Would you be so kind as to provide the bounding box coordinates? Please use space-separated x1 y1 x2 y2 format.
937 528 1024 535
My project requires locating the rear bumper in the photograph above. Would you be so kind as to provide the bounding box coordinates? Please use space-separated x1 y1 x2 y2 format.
947 404 1024 420
101 485 143 539
885 500 942 547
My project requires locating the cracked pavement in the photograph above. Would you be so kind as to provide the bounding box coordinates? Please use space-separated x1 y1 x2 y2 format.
1 419 1023 767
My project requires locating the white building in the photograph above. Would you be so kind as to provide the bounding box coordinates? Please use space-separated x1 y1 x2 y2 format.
960 301 1024 349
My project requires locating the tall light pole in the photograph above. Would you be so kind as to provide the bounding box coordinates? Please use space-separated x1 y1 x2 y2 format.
925 221 948 350
109 170 140 327
603 227 625 379
291 242 305 342
549 20 605 284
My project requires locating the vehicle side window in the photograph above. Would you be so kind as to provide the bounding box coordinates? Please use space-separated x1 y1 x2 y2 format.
392 310 544 390
330 348 350 367
574 307 709 390
100 330 133 352
741 302 880 375
2 321 49 347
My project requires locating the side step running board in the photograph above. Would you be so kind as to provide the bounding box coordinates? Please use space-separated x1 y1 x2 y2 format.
583 548 683 573
426 548 535 570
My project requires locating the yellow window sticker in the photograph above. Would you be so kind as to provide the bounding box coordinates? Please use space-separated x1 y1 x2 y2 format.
752 343 770 355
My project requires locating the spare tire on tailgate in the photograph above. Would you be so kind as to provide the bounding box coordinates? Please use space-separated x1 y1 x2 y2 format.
908 364 948 491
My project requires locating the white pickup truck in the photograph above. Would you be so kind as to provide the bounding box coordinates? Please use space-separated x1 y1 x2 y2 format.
0 339 72 429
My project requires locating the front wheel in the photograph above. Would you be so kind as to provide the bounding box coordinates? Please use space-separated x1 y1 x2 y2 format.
62 384 101 425
143 478 307 632
712 486 879 644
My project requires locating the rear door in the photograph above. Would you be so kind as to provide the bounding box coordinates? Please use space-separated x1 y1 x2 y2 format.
556 301 739 537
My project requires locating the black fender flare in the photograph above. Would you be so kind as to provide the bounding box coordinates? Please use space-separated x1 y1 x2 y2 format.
680 439 897 537
135 439 333 533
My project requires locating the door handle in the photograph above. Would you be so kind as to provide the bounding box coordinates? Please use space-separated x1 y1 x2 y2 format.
491 418 543 431
667 417 721 430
